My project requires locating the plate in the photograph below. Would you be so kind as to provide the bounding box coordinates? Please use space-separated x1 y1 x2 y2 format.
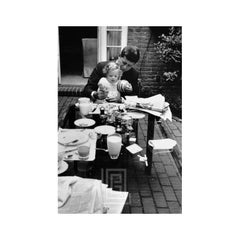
94 125 116 135
126 112 145 119
58 131 89 146
74 118 96 128
58 161 68 174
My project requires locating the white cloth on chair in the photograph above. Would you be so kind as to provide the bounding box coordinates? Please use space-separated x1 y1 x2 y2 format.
58 176 128 214
58 176 107 214
148 138 177 150
58 176 78 208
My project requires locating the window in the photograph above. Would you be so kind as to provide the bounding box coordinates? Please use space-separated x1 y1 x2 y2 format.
98 26 128 62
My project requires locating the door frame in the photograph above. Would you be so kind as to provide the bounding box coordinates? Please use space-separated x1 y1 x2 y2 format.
58 26 128 84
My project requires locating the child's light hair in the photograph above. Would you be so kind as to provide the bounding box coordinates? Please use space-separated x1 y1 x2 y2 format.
103 61 122 77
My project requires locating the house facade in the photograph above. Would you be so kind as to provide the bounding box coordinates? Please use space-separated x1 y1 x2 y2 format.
58 26 169 95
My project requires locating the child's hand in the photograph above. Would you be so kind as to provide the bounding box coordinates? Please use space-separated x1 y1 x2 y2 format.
98 83 107 91
97 84 109 100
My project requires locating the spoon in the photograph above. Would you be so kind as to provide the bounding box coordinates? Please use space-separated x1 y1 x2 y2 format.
96 148 109 152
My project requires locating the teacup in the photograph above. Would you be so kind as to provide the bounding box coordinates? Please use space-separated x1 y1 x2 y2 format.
78 97 90 104
78 98 92 116
79 102 91 115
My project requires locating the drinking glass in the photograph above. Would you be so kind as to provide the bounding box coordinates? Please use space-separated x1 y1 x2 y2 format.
77 141 91 160
107 133 122 159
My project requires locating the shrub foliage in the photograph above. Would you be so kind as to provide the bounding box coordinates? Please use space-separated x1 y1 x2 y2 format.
154 27 182 118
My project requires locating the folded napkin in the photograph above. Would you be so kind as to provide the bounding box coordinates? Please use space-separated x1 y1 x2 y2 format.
148 138 177 150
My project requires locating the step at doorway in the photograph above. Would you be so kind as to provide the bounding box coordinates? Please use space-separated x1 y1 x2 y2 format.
60 75 88 86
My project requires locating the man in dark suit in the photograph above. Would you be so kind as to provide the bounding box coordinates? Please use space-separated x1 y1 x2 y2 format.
81 46 140 101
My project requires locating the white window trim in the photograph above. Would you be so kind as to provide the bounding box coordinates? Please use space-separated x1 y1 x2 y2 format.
98 26 128 62
121 26 128 49
98 26 107 62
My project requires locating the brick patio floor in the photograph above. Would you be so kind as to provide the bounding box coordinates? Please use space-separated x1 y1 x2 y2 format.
58 89 182 214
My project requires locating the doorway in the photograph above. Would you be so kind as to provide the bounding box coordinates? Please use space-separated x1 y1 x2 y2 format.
58 26 98 85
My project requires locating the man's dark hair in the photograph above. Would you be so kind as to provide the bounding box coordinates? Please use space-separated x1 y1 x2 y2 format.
120 46 140 63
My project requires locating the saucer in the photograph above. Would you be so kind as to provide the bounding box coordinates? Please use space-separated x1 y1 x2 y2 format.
58 161 68 174
74 118 96 128
94 125 116 135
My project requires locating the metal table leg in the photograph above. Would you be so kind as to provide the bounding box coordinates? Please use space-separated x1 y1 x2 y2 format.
145 114 155 175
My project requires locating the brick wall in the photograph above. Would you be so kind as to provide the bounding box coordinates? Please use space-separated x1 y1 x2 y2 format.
127 26 165 96
58 96 79 127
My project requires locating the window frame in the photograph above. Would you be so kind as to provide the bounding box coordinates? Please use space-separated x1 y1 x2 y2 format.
98 26 128 62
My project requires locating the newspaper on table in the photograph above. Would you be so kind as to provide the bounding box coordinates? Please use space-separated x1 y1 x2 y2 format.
124 94 172 121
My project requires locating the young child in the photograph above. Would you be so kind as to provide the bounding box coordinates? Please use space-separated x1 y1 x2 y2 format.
98 62 122 101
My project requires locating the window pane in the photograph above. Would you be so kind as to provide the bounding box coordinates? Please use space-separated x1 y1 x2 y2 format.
107 26 121 30
107 47 121 61
107 31 121 46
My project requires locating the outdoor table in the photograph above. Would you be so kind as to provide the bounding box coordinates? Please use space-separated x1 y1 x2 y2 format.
60 103 162 176
59 106 134 180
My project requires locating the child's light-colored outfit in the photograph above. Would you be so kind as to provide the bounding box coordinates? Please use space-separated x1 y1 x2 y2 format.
98 77 121 99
